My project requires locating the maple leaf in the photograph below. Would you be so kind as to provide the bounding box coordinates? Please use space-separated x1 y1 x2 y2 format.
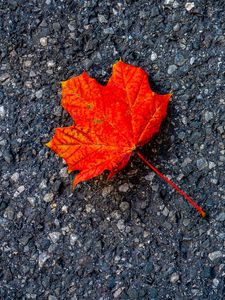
47 60 206 218
47 61 170 185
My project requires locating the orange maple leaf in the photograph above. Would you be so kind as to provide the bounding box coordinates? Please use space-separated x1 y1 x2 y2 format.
47 60 206 218
47 61 170 186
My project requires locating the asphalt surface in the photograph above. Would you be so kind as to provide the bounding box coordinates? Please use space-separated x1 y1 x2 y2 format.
0 1 225 299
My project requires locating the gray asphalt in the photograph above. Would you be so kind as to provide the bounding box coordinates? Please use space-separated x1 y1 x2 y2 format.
0 0 225 299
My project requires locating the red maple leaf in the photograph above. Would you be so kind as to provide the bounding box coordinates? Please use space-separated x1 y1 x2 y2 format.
47 60 170 185
47 60 206 218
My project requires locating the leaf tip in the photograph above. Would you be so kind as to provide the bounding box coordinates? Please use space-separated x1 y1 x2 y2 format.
61 81 66 88
113 58 123 68
165 93 172 103
201 211 207 219
45 141 52 148
72 179 79 189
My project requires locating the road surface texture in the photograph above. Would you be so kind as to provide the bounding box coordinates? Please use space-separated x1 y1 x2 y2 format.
0 0 224 299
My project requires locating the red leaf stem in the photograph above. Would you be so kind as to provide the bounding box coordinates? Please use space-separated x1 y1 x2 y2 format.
136 151 206 218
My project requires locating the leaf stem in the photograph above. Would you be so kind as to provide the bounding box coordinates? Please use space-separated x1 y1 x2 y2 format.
136 151 206 218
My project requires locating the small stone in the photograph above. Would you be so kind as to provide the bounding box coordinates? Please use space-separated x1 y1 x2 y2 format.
48 296 57 300
0 106 5 118
39 179 47 189
17 211 23 219
103 27 114 34
213 278 220 287
145 172 155 181
102 185 114 197
37 19 46 27
220 155 225 162
183 218 190 226
210 178 218 184
143 231 150 238
53 106 62 117
204 111 213 122
164 0 174 5
70 233 78 246
85 204 93 213
68 23 75 31
59 167 68 178
61 226 69 235
151 7 159 17
119 183 129 192
23 60 32 68
152 184 159 192
163 221 172 230
173 1 179 8
217 126 224 134
0 138 6 146
35 89 43 99
27 197 36 206
61 205 68 213
82 58 92 69
119 201 130 211
29 70 36 77
117 219 125 231
167 65 177 74
113 287 124 298
47 60 55 67
170 272 180 283
178 132 185 140
145 261 154 273
14 186 25 197
4 207 14 220
27 294 36 299
38 251 50 268
0 73 10 82
208 251 223 261
98 14 108 23
40 37 48 46
175 53 186 66
11 172 19 182
209 161 216 169
0 217 8 226
190 57 195 64
173 23 180 32
216 212 225 222
197 158 208 170
49 232 61 243
139 11 146 18
43 193 54 202
185 2 195 11
162 206 169 217
211 178 218 185
151 52 157 61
